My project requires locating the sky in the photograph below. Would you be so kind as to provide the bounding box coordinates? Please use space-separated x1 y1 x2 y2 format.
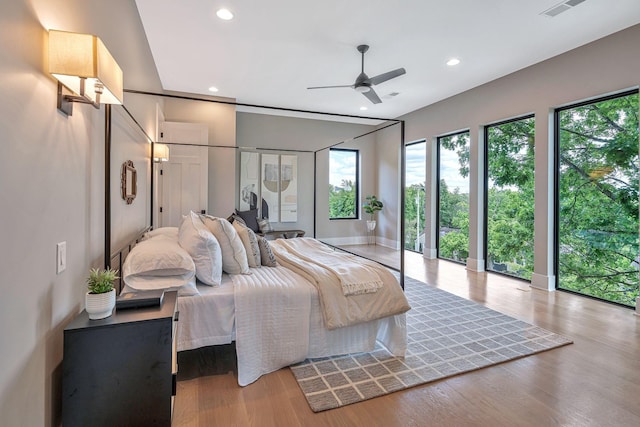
329 143 469 193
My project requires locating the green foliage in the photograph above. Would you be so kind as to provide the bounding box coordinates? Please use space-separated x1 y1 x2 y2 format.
87 267 118 294
329 179 356 219
557 93 639 306
363 195 384 220
485 117 536 279
405 184 425 251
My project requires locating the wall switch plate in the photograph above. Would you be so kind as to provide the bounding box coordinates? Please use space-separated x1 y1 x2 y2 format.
57 242 66 274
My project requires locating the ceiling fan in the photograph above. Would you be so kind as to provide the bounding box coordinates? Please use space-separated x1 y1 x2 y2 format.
307 45 406 104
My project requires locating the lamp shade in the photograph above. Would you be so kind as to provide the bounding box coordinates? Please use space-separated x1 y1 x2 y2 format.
154 143 170 162
49 30 123 104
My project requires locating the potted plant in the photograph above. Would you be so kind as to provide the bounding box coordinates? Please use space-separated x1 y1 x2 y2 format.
85 267 118 320
363 195 384 235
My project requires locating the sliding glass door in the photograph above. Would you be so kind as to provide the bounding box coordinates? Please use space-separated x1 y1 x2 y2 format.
556 91 639 307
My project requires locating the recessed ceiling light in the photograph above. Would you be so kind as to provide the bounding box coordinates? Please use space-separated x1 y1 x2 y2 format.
446 58 461 66
360 106 368 111
216 8 234 20
208 86 219 93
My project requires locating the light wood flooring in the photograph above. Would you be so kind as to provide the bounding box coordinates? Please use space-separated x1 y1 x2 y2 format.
173 248 640 427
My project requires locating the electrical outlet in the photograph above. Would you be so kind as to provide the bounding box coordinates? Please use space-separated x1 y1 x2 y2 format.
57 241 66 274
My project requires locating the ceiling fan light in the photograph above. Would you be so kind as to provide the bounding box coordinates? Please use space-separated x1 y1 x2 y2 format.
355 86 370 93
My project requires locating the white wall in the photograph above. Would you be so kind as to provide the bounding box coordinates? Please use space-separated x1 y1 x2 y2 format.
0 1 162 425
400 24 640 288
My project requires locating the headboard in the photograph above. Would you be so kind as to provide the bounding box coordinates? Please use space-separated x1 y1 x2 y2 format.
109 227 150 294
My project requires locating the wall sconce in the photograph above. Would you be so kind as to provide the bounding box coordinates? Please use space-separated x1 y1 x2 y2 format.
153 143 170 162
49 30 123 116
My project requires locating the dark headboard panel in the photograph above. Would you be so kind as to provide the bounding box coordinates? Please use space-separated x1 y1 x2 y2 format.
109 227 150 294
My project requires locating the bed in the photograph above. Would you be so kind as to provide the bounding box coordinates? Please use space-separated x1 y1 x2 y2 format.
120 212 410 386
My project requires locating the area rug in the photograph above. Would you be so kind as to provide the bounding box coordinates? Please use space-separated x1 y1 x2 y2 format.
290 276 572 412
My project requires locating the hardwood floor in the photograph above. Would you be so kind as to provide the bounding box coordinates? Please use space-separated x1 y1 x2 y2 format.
173 251 640 427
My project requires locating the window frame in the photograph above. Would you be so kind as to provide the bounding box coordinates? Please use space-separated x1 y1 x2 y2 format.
553 88 639 307
328 148 360 220
483 114 535 281
436 130 470 264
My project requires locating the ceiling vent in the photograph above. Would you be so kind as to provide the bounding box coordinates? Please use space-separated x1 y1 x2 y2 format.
541 0 586 17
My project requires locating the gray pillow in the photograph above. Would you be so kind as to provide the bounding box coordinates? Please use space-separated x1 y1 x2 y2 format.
257 236 277 267
235 209 260 232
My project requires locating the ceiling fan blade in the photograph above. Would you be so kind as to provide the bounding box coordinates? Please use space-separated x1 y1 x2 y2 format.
369 68 406 86
307 84 354 90
362 87 382 104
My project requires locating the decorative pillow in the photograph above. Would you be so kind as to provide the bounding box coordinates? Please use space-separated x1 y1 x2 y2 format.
257 235 278 267
178 211 223 286
142 227 178 241
235 209 260 233
123 235 199 296
227 213 247 227
257 218 273 233
233 220 261 268
200 215 250 274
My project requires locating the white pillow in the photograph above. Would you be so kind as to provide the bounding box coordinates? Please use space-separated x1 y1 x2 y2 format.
233 220 261 268
200 215 250 274
142 227 178 241
179 211 223 286
123 235 199 296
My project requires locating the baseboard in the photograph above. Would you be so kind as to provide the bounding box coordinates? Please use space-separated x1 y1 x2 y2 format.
466 258 485 272
423 248 437 260
530 273 556 291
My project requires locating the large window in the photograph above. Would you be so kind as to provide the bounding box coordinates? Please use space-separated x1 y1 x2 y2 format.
556 91 639 307
404 141 426 252
329 148 359 219
485 116 535 280
437 131 470 264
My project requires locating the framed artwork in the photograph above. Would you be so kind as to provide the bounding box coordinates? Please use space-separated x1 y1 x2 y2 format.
280 155 297 222
239 152 298 223
239 151 260 212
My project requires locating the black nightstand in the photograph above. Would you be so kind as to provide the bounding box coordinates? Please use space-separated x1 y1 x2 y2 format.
62 291 178 427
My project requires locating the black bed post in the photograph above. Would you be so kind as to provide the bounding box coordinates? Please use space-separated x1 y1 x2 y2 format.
400 120 406 290
104 104 112 270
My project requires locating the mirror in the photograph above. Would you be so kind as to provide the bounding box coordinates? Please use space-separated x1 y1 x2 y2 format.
121 160 137 204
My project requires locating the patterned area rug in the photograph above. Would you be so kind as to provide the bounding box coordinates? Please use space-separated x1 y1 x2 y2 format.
290 276 572 412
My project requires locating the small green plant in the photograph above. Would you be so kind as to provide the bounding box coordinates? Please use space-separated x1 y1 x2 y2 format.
86 267 119 294
363 195 384 221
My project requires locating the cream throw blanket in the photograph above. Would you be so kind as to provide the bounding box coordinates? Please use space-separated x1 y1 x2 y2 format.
274 238 382 296
271 238 410 330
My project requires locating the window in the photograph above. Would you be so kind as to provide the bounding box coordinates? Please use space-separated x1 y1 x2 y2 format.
437 131 470 264
404 141 426 252
485 116 535 280
329 148 359 219
556 90 638 307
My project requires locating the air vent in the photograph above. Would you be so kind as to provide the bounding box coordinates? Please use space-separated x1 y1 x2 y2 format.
383 92 400 100
541 0 586 17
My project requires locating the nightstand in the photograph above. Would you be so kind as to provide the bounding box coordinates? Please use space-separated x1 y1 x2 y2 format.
62 291 178 427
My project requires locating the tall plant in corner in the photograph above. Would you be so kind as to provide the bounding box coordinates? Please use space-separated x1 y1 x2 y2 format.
85 267 118 320
363 195 383 243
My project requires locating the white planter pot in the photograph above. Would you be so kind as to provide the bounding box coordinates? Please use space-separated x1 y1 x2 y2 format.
366 220 377 232
85 289 116 320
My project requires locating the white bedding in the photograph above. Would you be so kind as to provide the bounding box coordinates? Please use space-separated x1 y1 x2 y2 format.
176 275 235 351
176 265 407 386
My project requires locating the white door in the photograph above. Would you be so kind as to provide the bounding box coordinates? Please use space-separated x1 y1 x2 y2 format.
158 122 209 227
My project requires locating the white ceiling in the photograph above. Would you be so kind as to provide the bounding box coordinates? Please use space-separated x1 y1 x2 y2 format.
134 0 640 120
